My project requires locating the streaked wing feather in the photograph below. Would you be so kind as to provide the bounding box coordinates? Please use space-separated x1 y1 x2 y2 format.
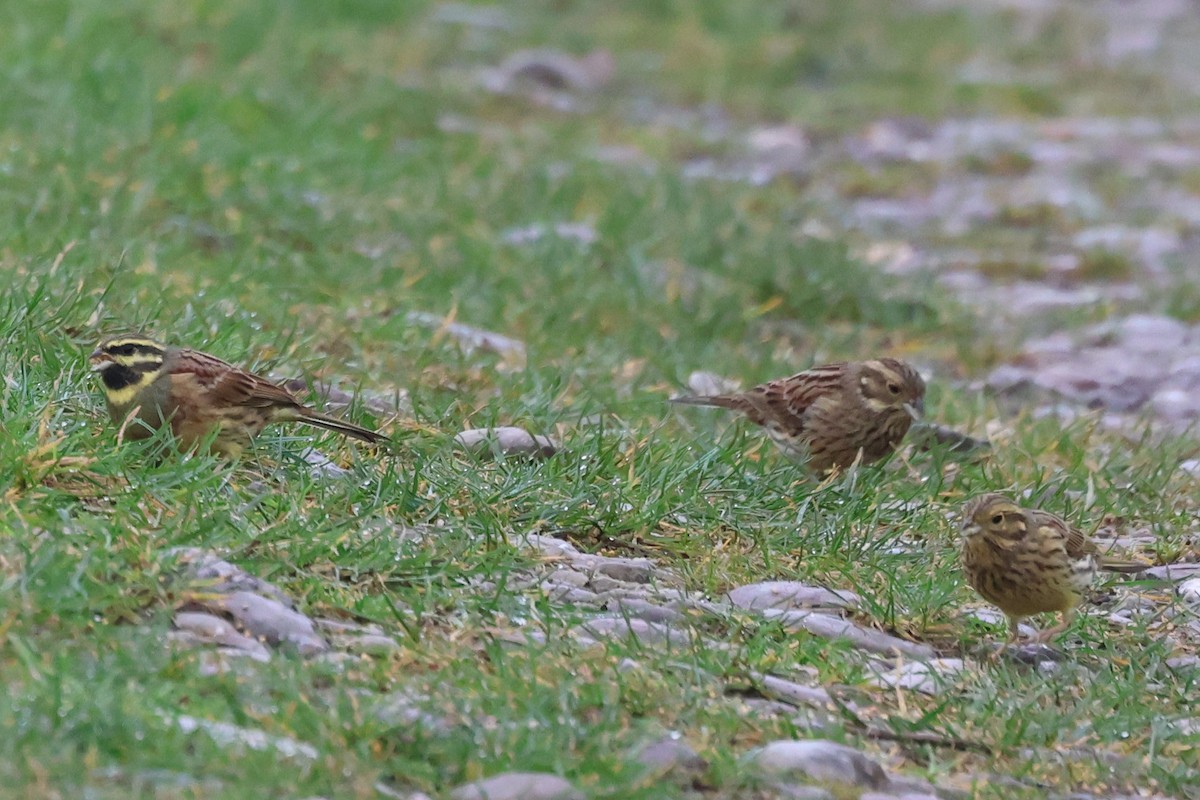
744 363 847 424
175 349 299 409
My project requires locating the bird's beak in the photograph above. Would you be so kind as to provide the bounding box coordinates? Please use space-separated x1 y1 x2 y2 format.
961 521 982 538
89 349 113 371
903 399 924 420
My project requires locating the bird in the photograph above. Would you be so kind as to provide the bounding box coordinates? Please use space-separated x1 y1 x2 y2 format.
89 334 387 457
670 359 925 473
959 493 1145 651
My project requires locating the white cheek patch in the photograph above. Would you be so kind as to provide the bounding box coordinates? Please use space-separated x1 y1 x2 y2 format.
863 396 890 412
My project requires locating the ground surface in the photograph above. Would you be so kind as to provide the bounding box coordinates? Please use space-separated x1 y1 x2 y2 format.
3 1 1200 798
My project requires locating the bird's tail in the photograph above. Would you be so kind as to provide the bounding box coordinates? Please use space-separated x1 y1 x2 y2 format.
669 394 744 410
1098 557 1147 574
299 410 389 445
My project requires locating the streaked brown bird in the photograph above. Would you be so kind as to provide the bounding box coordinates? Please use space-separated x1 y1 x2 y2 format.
670 359 925 473
959 493 1145 650
90 334 387 457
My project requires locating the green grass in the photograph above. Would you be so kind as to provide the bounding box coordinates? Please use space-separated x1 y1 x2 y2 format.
2 1 1199 798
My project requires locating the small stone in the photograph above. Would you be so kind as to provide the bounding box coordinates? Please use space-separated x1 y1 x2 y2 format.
744 124 811 182
1144 563 1200 581
686 371 741 397
516 534 579 558
448 772 584 800
767 788 834 800
172 612 271 658
755 673 837 709
605 598 683 624
170 549 294 606
198 591 328 655
543 584 603 606
374 692 450 733
406 311 527 361
632 735 707 780
170 714 318 762
501 222 597 247
1178 578 1200 605
587 575 652 595
486 49 614 94
337 634 402 656
728 581 860 612
455 427 559 459
300 448 349 479
767 610 935 659
747 740 890 790
544 569 588 588
375 784 433 800
574 616 691 647
866 659 967 696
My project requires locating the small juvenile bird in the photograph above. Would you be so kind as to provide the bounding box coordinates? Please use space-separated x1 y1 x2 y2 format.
670 359 925 473
960 493 1145 651
90 334 387 457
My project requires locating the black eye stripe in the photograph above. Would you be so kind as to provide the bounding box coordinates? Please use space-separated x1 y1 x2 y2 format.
104 341 163 358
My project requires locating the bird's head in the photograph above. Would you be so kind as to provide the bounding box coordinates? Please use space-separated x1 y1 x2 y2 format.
855 358 926 420
90 334 169 405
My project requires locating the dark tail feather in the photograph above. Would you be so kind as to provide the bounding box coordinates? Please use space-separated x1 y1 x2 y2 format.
669 394 742 410
300 411 388 445
1099 558 1147 574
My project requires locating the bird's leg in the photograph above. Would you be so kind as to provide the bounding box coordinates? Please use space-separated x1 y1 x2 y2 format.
988 616 1020 661
1032 609 1076 644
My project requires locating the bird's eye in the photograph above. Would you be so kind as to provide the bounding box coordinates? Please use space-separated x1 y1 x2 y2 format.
990 514 1003 525
887 382 901 395
116 345 136 356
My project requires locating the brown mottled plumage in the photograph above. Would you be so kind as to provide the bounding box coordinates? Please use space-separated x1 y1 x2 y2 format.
960 493 1145 650
670 359 925 473
90 334 386 457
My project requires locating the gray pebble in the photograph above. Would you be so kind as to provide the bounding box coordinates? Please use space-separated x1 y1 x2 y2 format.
314 618 384 635
169 548 294 606
544 569 589 588
768 788 835 800
543 584 604 606
406 311 527 361
1144 563 1200 581
766 610 935 659
587 576 649 595
454 427 559 459
374 783 433 800
1178 578 1200 605
574 616 692 647
866 658 967 696
569 554 658 584
515 534 580 558
728 581 861 612
300 448 349 479
201 591 328 655
605 598 684 624
754 674 837 710
172 612 272 658
374 692 450 733
448 772 583 800
748 739 890 790
686 370 741 396
632 735 707 780
171 714 318 762
335 634 402 656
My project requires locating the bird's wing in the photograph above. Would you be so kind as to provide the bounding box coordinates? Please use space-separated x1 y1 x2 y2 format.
740 362 848 426
1030 510 1095 558
175 348 300 409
